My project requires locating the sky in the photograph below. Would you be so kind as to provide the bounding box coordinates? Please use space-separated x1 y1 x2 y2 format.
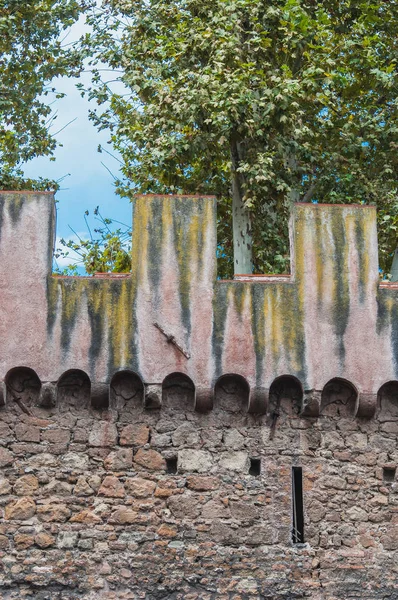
22 16 131 271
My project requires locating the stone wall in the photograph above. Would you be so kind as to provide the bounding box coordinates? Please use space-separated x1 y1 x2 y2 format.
1 192 398 598
1 376 398 598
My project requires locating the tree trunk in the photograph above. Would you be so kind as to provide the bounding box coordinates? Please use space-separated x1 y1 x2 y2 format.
391 247 398 281
231 140 253 275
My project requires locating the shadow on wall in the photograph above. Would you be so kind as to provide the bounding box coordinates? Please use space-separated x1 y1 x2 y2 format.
162 373 195 410
110 370 144 411
5 367 41 411
378 381 398 419
320 378 358 418
57 369 91 412
268 375 303 417
1 367 398 423
214 374 250 413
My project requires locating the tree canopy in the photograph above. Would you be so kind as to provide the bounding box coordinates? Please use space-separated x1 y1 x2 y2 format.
82 0 398 276
2 0 398 276
0 0 85 190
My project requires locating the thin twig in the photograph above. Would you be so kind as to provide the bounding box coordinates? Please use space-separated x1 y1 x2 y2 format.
153 322 190 359
5 384 34 416
101 161 118 181
52 117 78 136
84 212 94 242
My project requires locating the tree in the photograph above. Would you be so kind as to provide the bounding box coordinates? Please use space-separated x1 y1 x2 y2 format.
82 0 398 277
0 0 86 190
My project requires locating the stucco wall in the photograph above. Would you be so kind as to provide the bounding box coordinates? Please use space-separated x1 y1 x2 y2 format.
0 191 397 408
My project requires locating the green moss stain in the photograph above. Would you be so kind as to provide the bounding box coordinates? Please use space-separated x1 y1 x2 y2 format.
106 280 131 372
170 196 215 342
264 283 307 384
251 285 266 387
293 208 309 385
313 209 324 311
85 281 107 370
231 281 246 316
145 198 163 309
283 284 307 383
60 279 85 353
7 194 25 225
170 197 191 339
377 290 398 378
46 276 60 335
312 208 350 364
390 300 398 376
46 275 139 378
355 216 367 304
212 283 229 377
334 212 351 363
213 278 307 386
377 291 393 335
0 197 4 243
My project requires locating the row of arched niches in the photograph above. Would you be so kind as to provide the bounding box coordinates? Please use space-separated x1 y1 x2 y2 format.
0 367 397 419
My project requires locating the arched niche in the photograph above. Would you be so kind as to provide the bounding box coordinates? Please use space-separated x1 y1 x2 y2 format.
5 367 41 409
162 372 195 410
320 378 357 418
214 374 250 413
110 370 144 411
57 369 91 412
268 375 303 417
378 381 398 419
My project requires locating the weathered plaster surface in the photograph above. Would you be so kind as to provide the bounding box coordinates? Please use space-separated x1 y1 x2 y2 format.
0 192 395 406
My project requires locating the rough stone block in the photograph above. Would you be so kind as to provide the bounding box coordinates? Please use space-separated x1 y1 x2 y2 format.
119 424 150 446
201 500 230 519
70 509 102 524
13 475 39 496
168 494 201 519
98 476 126 498
186 476 219 491
134 448 165 471
104 448 133 471
5 497 36 520
223 429 245 450
73 476 94 496
0 478 11 495
0 447 13 467
125 477 156 498
178 450 212 473
41 428 71 444
37 503 71 523
109 508 140 525
15 423 40 442
230 501 258 522
89 422 118 447
35 532 55 548
57 531 78 549
218 451 248 472
171 423 200 447
14 533 35 549
60 452 89 471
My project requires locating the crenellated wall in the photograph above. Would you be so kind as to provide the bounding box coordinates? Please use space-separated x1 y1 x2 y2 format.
1 191 398 599
0 191 397 414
